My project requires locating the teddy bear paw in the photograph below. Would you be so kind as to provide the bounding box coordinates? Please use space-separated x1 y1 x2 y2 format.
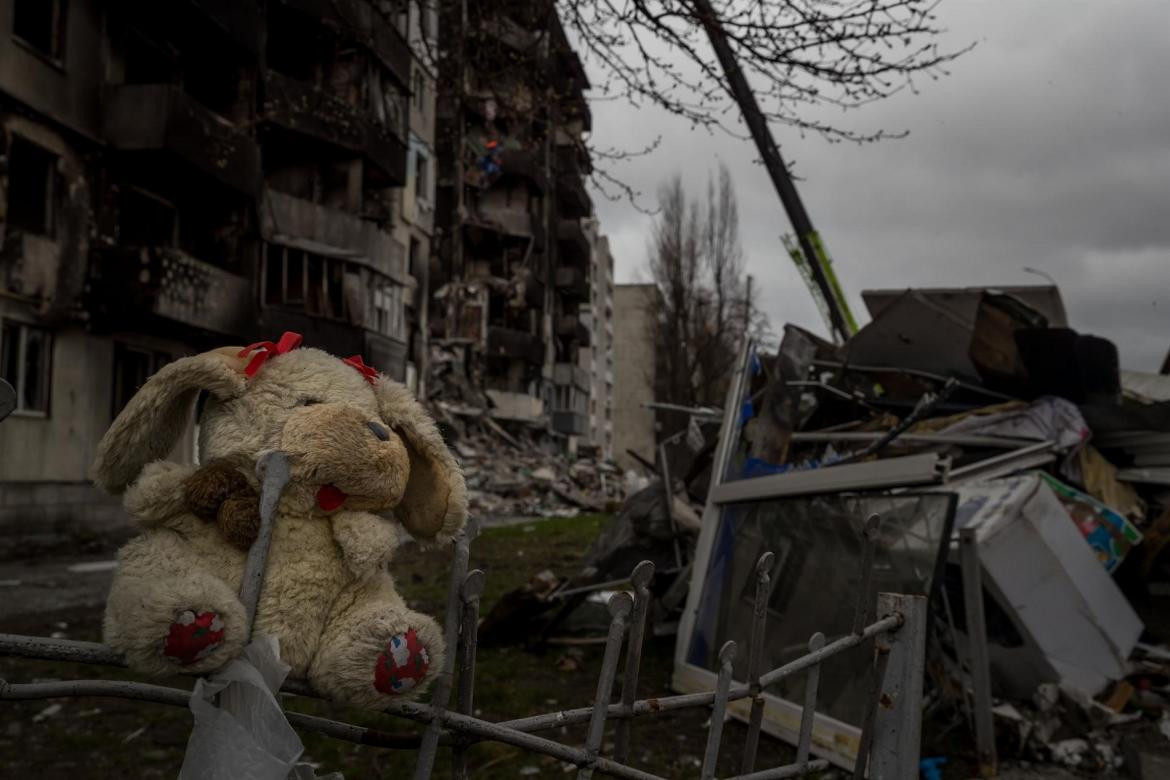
162 609 226 665
373 629 431 695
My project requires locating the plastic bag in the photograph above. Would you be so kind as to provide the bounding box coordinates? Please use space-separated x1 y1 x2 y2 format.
179 636 342 780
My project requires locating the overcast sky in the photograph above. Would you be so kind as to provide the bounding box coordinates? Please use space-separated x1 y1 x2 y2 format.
584 0 1170 371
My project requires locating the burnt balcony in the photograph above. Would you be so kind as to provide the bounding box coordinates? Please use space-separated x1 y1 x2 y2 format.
118 0 263 58
552 411 589 436
278 0 411 87
258 307 409 381
557 314 590 346
103 84 261 195
555 142 591 179
556 174 592 219
553 362 590 391
555 265 589 302
487 326 544 364
263 70 407 185
88 246 253 338
557 219 590 267
500 148 548 192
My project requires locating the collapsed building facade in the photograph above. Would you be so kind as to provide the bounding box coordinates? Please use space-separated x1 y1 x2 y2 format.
0 0 434 542
430 0 614 456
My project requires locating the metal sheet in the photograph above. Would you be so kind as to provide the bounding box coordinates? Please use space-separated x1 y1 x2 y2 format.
710 453 950 504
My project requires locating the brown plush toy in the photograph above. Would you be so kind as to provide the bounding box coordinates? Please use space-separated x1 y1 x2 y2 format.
92 333 467 707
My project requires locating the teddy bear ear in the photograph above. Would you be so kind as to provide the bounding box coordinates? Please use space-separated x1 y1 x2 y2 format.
373 377 468 545
92 348 250 495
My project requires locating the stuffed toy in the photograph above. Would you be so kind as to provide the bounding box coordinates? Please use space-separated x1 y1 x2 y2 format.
91 333 467 708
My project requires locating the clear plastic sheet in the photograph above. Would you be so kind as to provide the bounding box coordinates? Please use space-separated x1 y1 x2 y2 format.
179 636 343 780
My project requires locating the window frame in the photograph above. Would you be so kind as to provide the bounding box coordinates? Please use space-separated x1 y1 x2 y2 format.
11 0 68 67
6 134 60 238
0 320 53 418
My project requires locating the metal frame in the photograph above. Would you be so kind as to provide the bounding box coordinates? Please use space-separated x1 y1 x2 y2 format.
675 341 933 774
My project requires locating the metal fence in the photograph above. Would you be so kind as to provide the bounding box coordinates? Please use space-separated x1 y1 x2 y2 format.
0 508 926 779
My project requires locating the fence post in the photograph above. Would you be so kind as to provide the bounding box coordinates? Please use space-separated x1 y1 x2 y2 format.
615 561 655 764
740 551 774 774
414 517 479 780
452 569 485 780
867 593 927 780
960 528 997 777
578 592 633 780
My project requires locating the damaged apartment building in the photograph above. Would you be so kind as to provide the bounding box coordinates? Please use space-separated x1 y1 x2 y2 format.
0 0 436 542
430 0 614 457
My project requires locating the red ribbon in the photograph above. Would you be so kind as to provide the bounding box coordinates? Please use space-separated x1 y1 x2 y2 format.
238 332 303 377
342 354 379 385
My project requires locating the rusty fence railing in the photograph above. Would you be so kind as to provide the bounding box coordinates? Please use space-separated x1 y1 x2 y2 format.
0 510 927 779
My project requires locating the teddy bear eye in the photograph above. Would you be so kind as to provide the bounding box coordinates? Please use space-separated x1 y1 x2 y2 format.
298 397 322 407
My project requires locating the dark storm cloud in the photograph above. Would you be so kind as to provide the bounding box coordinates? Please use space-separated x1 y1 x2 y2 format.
586 0 1170 369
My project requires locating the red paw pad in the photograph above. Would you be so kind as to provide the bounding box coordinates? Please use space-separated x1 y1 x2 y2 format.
162 610 225 665
374 628 430 695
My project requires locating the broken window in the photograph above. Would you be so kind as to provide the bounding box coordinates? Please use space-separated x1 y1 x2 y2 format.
13 0 66 61
119 187 177 247
6 136 59 237
372 281 405 340
0 321 51 415
416 153 431 204
112 344 170 418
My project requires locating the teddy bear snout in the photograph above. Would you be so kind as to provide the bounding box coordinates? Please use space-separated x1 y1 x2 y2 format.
280 404 411 513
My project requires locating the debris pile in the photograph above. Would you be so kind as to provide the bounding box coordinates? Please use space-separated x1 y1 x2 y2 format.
674 285 1170 775
423 369 623 519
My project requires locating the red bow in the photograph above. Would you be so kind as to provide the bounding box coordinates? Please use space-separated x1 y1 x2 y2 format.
343 354 379 385
238 332 303 377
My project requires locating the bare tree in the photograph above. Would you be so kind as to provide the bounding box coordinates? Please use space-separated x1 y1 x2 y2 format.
647 165 762 411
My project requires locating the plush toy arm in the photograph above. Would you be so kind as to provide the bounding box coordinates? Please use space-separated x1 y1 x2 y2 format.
331 511 402 581
123 461 199 527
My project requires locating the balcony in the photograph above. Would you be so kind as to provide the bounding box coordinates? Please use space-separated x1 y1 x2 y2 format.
263 70 407 185
117 0 263 57
500 148 548 192
557 219 590 267
555 265 589 302
556 314 590 346
88 247 253 338
262 189 405 278
280 0 411 86
556 174 591 219
257 308 408 380
487 326 544 364
553 362 590 390
552 411 589 436
103 84 261 195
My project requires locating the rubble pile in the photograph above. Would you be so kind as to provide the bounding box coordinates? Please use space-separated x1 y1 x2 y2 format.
425 394 623 520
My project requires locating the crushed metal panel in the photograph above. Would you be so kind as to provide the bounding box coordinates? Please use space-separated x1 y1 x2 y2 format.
862 285 1069 327
847 289 984 379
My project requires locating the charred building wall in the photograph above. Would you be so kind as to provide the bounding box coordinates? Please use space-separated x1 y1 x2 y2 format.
431 0 602 450
0 0 427 553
